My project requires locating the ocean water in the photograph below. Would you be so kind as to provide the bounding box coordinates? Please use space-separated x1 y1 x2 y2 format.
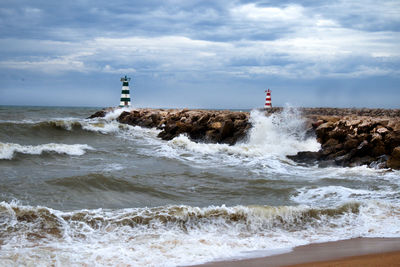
0 105 399 266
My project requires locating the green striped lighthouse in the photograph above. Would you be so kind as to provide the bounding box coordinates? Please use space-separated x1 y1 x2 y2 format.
119 75 131 107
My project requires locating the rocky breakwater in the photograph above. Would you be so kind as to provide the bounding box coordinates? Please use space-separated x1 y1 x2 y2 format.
88 107 400 170
288 109 400 170
100 108 250 145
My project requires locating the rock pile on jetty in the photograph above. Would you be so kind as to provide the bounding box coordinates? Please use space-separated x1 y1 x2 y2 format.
89 108 251 145
88 107 400 169
117 109 250 144
288 115 400 169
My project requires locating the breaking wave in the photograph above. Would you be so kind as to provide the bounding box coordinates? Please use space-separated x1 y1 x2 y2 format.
292 185 400 207
150 107 320 175
0 142 93 160
0 108 136 137
166 107 319 157
0 201 399 266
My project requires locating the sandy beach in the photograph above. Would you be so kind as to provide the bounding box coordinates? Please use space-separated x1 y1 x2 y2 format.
193 238 400 267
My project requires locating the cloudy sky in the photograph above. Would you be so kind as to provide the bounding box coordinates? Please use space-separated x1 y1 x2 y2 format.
0 0 399 108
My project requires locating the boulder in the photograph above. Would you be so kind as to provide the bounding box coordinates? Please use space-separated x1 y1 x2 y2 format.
384 131 400 154
287 151 321 165
369 155 388 169
376 126 389 135
387 146 400 170
87 110 107 119
343 137 359 150
86 107 400 169
220 121 234 139
349 156 375 167
316 122 335 143
210 122 223 130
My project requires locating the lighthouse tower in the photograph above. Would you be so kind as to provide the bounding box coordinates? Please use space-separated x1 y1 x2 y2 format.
119 75 131 107
265 89 272 109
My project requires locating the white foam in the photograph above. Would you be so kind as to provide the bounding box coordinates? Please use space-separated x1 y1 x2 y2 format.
81 120 127 134
103 107 135 121
0 201 399 266
0 142 93 160
291 185 398 206
150 107 320 176
102 163 125 172
81 108 160 136
245 108 320 156
166 107 319 158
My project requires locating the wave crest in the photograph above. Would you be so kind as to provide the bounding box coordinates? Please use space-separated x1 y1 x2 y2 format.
0 142 93 160
1 201 399 266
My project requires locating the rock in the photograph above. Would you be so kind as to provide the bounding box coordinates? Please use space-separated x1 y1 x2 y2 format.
345 119 361 127
370 137 386 157
357 120 373 133
349 156 375 167
369 155 388 169
205 129 219 142
176 121 193 133
220 120 234 139
117 111 131 122
304 114 400 168
334 152 353 166
355 140 370 157
287 151 321 165
318 160 337 168
323 138 339 148
312 120 324 128
387 146 400 169
376 127 389 134
371 133 382 142
210 122 222 130
388 120 400 131
328 126 349 141
343 137 359 150
87 110 107 119
87 107 400 169
384 131 400 154
316 122 335 143
157 123 179 140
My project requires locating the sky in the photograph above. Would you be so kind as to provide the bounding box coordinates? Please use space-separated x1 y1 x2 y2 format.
0 0 399 109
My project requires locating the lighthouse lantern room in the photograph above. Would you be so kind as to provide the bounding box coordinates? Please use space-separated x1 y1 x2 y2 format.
119 75 131 107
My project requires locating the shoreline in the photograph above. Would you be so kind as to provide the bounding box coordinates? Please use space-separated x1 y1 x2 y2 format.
191 237 400 267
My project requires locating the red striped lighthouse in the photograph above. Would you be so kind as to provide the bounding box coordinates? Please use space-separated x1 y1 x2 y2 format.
265 89 272 109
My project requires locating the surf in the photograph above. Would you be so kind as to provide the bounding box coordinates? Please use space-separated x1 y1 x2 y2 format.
0 142 93 160
1 200 399 266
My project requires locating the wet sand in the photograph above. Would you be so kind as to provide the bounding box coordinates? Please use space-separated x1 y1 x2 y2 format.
291 250 400 266
192 238 400 267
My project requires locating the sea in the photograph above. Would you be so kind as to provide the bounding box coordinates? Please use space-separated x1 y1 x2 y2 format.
0 105 399 266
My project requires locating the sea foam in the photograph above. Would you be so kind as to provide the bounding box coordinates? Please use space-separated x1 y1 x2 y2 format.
0 201 399 266
167 107 320 157
149 107 320 176
0 142 93 160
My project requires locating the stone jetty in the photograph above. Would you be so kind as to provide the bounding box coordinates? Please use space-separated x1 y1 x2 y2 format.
88 107 400 169
88 108 251 145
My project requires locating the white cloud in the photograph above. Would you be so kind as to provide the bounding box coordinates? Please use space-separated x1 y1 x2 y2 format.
0 51 93 74
0 1 399 80
1 29 399 79
315 19 338 27
231 3 305 22
103 65 136 74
